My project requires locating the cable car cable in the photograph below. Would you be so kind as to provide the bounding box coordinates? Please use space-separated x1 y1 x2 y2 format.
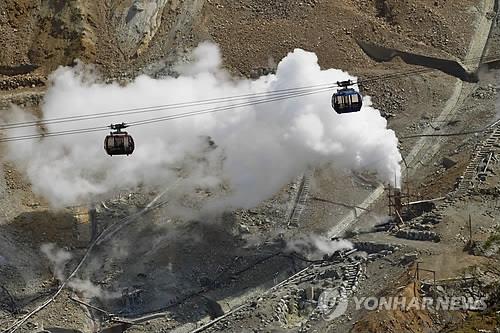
0 51 497 140
0 126 109 143
0 51 495 131
0 87 333 143
0 83 337 130
128 87 333 127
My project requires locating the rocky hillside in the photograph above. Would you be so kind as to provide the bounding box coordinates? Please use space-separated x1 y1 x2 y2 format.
0 0 482 80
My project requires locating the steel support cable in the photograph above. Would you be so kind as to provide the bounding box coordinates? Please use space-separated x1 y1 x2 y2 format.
128 87 333 127
0 50 496 132
1 72 496 144
0 126 109 143
0 87 333 143
0 83 336 130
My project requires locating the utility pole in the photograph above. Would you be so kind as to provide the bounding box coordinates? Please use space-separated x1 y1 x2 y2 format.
416 262 437 299
414 261 420 296
468 214 473 247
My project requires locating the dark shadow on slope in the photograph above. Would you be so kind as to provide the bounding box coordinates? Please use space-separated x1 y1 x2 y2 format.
356 40 479 83
125 7 138 24
4 210 79 247
0 64 39 76
99 324 131 333
44 328 83 333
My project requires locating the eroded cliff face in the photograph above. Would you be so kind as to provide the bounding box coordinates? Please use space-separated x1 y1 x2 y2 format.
115 0 170 57
0 0 205 77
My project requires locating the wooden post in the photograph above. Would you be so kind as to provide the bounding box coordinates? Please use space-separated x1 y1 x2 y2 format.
413 270 417 296
416 262 420 281
468 214 473 246
388 185 392 217
416 265 437 299
433 271 436 300
394 188 402 218
414 261 420 296
406 181 411 207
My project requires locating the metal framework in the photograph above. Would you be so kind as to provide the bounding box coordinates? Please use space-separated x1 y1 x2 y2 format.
109 122 128 134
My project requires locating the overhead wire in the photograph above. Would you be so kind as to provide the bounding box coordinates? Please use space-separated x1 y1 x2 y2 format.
0 50 496 131
0 82 337 130
128 86 334 127
0 87 333 143
0 58 478 131
0 126 109 143
0 51 498 143
0 65 444 131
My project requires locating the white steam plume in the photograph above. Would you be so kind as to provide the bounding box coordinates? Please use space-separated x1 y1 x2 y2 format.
41 243 119 300
67 278 120 300
40 243 72 280
3 42 401 209
286 234 353 259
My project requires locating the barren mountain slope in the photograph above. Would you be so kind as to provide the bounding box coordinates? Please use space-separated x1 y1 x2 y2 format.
0 1 497 332
0 0 481 77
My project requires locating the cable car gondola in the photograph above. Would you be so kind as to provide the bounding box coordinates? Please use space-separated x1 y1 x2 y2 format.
331 80 362 114
104 123 135 156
